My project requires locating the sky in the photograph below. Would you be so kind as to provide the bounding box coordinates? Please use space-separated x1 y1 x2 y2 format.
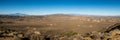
0 0 120 16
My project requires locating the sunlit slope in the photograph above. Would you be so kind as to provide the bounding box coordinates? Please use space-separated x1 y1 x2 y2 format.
0 14 120 33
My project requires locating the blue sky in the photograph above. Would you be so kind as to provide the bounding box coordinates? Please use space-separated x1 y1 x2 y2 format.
0 0 120 16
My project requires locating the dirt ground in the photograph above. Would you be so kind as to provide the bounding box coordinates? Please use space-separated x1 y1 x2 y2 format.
0 14 120 40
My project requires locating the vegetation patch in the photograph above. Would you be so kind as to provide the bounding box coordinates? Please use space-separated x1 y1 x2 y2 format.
63 31 78 37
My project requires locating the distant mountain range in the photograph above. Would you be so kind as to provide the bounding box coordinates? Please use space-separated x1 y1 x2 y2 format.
0 13 120 17
8 13 28 16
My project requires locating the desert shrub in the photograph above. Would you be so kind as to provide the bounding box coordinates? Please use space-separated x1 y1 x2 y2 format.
0 27 7 31
18 19 24 21
0 20 3 24
63 31 78 37
30 34 41 40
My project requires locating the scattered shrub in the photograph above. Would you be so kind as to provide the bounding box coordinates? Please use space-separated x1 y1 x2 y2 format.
63 31 78 37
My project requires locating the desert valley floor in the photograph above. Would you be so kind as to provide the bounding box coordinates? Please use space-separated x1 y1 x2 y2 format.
0 14 120 40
